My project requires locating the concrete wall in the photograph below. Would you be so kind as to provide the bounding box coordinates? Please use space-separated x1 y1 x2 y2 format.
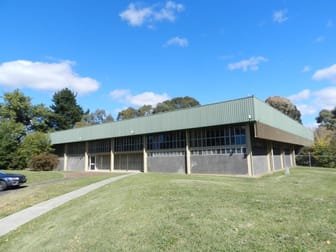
251 139 269 176
252 156 269 176
191 154 248 175
55 157 64 171
67 155 85 171
273 155 282 170
148 156 186 173
114 153 143 171
284 154 291 168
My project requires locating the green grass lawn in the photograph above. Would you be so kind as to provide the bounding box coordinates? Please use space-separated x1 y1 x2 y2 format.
1 167 336 251
4 169 64 184
0 170 119 218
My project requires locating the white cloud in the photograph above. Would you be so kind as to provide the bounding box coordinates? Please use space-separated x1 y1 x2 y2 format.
154 1 184 22
0 60 99 94
290 65 336 123
288 89 311 102
131 92 169 106
119 3 152 26
288 86 336 117
313 86 336 109
109 89 131 101
109 89 169 107
227 56 268 71
313 64 336 83
296 104 317 116
302 65 311 73
273 9 288 23
164 36 188 47
120 1 184 27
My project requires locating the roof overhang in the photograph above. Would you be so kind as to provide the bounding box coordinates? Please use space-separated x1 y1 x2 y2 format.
253 122 313 146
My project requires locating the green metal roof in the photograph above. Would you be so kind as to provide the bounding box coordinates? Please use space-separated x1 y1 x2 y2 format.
253 97 313 141
49 96 313 145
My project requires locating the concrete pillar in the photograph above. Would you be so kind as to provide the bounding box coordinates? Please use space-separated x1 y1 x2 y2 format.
267 142 274 172
110 139 115 172
280 146 285 169
64 144 68 171
185 130 191 174
245 125 253 176
291 146 296 167
143 136 148 173
84 142 89 171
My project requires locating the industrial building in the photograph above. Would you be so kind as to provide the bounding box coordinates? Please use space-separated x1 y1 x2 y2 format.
49 96 314 176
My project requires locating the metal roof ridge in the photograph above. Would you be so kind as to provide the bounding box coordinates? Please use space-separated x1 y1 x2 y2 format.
52 96 256 134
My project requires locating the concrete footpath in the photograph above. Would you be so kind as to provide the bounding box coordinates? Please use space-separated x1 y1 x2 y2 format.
0 172 138 237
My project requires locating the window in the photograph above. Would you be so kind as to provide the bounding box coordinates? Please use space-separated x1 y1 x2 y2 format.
67 142 85 155
54 144 65 156
115 136 143 152
88 140 111 153
147 131 186 150
190 126 246 148
148 151 185 157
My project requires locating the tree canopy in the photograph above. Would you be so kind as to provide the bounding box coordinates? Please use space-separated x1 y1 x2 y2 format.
117 107 138 121
316 108 336 130
0 120 25 169
50 88 84 130
297 106 336 168
0 88 85 168
0 89 32 126
265 96 302 124
153 96 200 114
75 109 114 128
117 96 200 120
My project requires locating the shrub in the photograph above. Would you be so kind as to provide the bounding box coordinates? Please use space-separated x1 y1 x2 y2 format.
29 153 59 171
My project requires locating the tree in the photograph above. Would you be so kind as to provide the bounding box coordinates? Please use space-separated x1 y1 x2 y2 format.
311 140 336 168
117 107 138 120
117 96 200 120
309 107 336 168
50 88 84 130
170 96 200 109
316 108 336 130
265 96 302 124
16 132 53 168
138 105 153 117
0 89 32 127
153 96 200 114
153 102 172 114
0 89 58 169
75 109 114 128
31 104 54 132
0 120 25 169
298 108 336 168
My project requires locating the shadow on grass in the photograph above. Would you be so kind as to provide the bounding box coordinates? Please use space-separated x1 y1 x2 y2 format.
0 185 28 195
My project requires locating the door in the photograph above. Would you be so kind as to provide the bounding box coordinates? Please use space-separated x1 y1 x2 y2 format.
90 156 96 170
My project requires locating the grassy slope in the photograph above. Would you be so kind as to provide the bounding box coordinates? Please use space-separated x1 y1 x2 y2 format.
0 171 118 218
4 169 64 184
1 168 336 251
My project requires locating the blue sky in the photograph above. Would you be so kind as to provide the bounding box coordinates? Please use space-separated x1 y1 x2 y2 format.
1 0 336 126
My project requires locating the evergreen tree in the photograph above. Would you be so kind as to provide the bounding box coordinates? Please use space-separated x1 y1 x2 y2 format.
0 120 25 169
50 88 84 130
